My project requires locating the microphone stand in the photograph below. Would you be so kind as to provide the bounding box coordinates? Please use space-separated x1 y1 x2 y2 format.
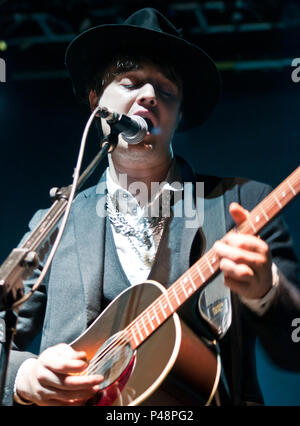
0 123 119 405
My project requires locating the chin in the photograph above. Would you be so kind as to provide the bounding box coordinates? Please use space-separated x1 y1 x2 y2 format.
118 134 155 150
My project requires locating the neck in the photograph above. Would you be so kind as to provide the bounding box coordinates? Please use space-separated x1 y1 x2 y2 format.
108 154 173 194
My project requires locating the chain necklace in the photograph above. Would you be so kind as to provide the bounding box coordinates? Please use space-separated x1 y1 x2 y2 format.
105 193 167 267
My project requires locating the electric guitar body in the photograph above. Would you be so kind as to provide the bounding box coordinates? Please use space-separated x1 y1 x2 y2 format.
71 280 217 406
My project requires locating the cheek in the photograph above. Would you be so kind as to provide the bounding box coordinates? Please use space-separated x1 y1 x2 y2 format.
161 105 181 133
99 85 133 136
99 85 132 114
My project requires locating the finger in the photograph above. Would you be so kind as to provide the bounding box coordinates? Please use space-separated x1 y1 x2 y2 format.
229 202 249 225
42 358 89 374
223 275 251 294
37 397 88 406
40 344 89 374
39 383 101 403
60 374 104 390
220 258 254 282
221 232 270 256
38 369 103 391
46 343 88 362
214 241 267 270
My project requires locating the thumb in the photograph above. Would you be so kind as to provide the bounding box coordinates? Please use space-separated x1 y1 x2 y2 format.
229 202 249 226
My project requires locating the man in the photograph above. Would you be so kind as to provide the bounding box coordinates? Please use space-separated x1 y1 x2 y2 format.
2 8 300 406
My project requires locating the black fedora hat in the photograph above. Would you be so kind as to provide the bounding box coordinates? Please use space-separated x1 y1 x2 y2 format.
65 8 221 131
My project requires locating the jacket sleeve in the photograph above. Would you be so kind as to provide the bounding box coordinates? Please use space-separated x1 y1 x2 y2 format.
237 179 300 371
1 209 49 405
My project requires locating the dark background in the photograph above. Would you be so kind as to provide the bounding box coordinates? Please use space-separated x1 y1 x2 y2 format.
0 0 300 405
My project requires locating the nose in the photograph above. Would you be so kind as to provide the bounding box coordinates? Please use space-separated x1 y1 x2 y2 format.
136 83 157 108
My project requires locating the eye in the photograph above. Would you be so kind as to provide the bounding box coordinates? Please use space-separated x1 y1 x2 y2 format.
159 88 173 97
121 84 136 89
158 86 177 100
119 77 138 90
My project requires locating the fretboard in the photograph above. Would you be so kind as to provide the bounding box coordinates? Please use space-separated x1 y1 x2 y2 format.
126 166 300 350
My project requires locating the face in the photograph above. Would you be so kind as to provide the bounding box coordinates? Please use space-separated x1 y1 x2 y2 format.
89 62 182 166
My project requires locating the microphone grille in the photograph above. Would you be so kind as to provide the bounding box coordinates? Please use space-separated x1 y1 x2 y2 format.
121 115 148 144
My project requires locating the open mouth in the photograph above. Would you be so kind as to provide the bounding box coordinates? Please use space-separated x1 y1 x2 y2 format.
144 117 154 134
133 111 158 135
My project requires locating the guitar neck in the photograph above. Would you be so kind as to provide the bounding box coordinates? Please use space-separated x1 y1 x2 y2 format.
126 166 300 350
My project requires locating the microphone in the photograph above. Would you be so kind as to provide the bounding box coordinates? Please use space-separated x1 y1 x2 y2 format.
98 106 148 144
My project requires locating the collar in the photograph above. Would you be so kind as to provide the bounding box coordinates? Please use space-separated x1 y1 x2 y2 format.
106 158 183 216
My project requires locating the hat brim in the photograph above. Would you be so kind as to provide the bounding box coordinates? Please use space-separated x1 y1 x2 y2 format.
65 24 221 131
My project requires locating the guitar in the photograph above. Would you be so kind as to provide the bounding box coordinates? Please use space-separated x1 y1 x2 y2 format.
70 166 300 406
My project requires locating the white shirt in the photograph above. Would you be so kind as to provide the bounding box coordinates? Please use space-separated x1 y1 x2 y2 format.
106 161 183 285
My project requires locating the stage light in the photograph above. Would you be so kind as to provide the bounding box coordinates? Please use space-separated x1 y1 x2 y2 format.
0 41 7 51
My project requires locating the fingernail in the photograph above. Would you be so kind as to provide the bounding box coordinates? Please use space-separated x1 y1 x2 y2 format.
93 385 101 392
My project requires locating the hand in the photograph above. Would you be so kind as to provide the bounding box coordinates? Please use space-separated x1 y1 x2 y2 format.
15 343 103 406
213 202 273 299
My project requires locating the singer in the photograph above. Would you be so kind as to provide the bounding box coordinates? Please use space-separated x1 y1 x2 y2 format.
2 8 300 406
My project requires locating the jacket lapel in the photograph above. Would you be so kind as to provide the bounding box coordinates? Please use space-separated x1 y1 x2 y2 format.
174 159 204 274
72 173 107 325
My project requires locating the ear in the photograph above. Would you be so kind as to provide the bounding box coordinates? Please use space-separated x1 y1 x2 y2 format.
88 89 99 112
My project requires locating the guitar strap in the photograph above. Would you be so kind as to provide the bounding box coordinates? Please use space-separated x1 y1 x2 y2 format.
196 179 233 402
198 180 232 339
171 164 232 400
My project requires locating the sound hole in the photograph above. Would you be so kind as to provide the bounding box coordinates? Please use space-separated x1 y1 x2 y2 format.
87 332 134 390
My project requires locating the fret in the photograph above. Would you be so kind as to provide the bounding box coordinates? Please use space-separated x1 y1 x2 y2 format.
287 179 296 195
181 278 189 298
141 315 149 337
182 275 195 295
152 306 161 326
135 322 144 341
247 217 257 233
188 272 197 291
205 255 214 274
168 295 175 312
147 310 155 331
273 193 282 208
172 286 181 306
196 263 205 282
131 326 140 348
159 299 167 319
164 294 174 313
260 205 269 221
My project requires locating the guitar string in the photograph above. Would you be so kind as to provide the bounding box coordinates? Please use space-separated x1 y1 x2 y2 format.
84 173 300 376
